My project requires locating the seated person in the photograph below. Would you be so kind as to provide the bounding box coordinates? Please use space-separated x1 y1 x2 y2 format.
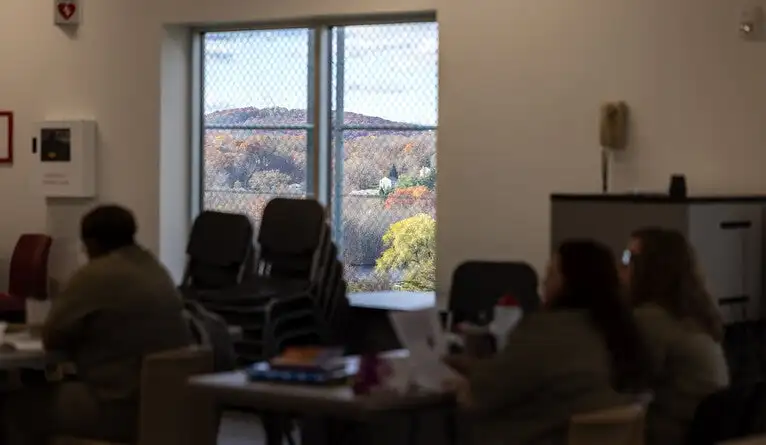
622 228 729 445
3 204 192 445
444 240 651 445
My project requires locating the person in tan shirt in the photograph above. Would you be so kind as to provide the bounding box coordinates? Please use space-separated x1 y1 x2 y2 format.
3 205 192 445
622 228 729 445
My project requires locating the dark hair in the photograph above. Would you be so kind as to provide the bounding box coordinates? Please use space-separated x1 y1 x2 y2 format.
552 239 651 392
80 205 137 253
630 227 723 342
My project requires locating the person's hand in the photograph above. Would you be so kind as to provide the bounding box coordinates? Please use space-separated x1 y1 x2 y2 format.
442 375 472 407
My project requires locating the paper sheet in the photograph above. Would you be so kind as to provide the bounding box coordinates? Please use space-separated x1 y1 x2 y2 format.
389 309 458 391
3 333 43 351
389 308 448 355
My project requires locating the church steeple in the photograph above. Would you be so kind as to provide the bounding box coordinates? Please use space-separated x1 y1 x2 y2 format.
388 164 399 181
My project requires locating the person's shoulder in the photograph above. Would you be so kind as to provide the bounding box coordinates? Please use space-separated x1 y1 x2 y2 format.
70 246 158 285
634 303 687 344
529 308 590 322
519 309 594 333
67 256 113 283
511 310 607 357
101 245 162 274
58 256 120 299
634 303 673 323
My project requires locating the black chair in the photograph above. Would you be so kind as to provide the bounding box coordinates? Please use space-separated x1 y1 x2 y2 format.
313 242 349 345
181 211 254 291
256 198 326 281
686 380 766 445
187 200 347 364
448 260 540 326
182 206 329 445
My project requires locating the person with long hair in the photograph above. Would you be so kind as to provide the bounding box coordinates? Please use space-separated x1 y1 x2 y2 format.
623 227 729 445
445 240 651 445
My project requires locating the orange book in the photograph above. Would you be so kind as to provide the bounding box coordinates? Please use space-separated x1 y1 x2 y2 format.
269 347 343 371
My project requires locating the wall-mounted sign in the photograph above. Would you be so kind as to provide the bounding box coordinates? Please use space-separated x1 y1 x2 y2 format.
35 120 97 198
54 0 80 26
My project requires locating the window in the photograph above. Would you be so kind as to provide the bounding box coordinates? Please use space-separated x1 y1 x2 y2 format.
198 20 438 292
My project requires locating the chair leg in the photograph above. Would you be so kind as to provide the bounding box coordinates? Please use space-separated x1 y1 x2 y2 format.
285 430 297 445
263 414 285 445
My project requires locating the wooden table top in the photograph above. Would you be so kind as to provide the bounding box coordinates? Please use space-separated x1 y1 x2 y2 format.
349 291 437 312
188 352 455 420
0 349 63 370
0 329 63 370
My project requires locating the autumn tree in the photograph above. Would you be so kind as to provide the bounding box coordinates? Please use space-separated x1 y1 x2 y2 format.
375 213 436 291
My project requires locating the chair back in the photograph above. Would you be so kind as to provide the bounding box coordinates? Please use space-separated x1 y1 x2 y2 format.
569 404 645 445
448 260 539 325
686 381 766 445
257 198 325 280
183 211 254 290
8 234 52 300
138 346 215 445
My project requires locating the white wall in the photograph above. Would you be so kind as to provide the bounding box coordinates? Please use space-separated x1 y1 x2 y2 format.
0 0 764 293
437 0 766 288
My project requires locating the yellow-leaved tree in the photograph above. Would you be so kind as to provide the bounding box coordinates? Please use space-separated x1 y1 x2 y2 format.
375 213 436 291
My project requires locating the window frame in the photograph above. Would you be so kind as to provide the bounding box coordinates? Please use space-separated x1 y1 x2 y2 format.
191 14 438 246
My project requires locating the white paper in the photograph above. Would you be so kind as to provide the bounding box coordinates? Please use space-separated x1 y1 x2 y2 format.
407 344 459 391
380 356 414 393
389 308 448 355
26 300 51 326
490 306 523 350
389 309 458 391
3 333 43 351
0 115 9 160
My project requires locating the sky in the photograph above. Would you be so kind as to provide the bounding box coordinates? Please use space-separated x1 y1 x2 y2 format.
203 22 439 126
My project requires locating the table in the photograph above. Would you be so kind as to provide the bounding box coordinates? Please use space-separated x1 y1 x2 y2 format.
0 330 64 370
0 349 63 370
187 354 457 445
349 291 437 312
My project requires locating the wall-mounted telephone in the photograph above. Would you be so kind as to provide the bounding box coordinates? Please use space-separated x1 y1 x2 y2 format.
600 101 629 150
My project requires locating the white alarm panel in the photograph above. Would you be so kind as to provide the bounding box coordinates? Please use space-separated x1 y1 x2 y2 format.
36 120 97 198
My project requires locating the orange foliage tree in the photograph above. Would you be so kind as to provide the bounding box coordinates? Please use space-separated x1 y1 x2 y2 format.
384 186 435 215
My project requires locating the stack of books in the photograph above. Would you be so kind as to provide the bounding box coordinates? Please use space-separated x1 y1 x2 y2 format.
246 347 350 384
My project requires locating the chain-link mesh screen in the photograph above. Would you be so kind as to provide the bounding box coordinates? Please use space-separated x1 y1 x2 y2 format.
333 23 438 292
202 23 438 292
202 29 312 233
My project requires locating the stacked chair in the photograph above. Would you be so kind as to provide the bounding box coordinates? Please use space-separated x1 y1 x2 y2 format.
180 211 254 291
180 198 349 365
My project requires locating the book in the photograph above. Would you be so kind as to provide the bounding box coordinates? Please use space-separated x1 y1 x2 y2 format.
246 361 352 385
269 346 344 372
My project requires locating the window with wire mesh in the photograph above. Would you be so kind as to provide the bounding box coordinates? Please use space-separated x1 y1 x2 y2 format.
200 22 438 292
202 28 313 234
331 23 438 292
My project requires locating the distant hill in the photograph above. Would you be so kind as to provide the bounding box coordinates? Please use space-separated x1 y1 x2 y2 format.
205 107 428 138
